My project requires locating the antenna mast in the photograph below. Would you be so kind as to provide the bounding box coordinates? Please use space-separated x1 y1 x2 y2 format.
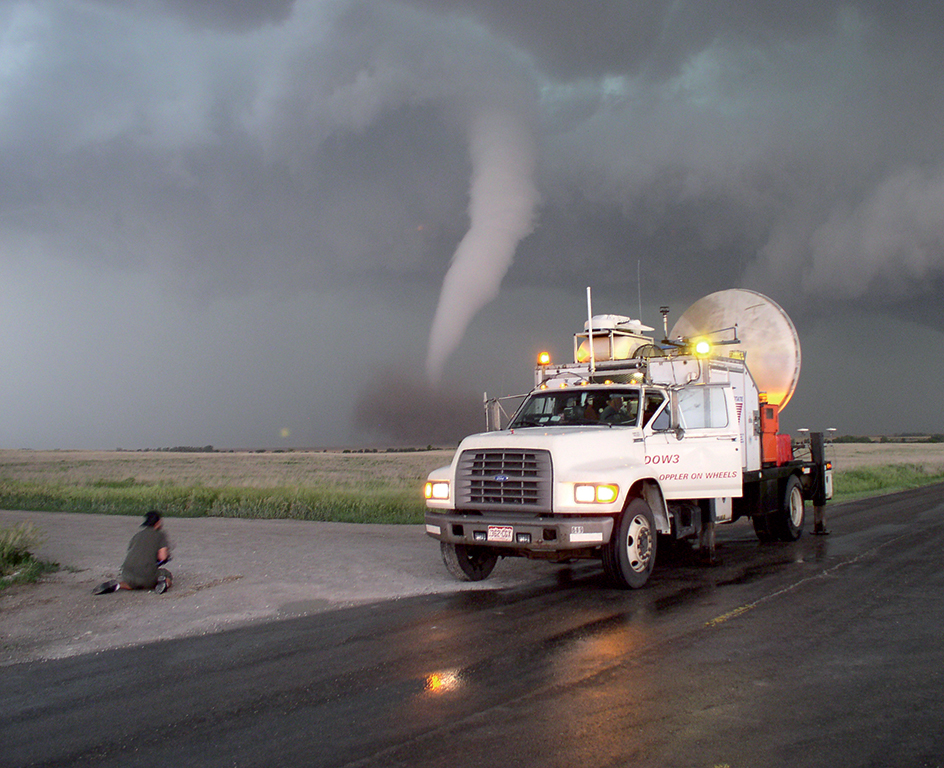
637 259 642 321
586 286 596 376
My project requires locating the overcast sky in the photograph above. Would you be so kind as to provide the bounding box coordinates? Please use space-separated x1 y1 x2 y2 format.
2 0 943 450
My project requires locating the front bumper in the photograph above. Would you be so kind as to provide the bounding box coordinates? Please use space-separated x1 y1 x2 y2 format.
424 510 615 552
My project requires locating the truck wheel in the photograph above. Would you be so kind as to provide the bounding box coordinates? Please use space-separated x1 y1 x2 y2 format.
602 497 657 589
440 542 498 581
752 514 775 542
770 474 805 541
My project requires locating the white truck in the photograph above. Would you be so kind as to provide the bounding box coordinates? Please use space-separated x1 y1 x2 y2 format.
424 289 833 588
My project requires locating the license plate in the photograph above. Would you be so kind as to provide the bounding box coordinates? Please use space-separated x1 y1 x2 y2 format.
487 525 514 542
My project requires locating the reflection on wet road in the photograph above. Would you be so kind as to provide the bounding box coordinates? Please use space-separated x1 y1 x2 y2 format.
3 484 944 767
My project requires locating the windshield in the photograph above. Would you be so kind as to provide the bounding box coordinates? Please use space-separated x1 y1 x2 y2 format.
509 388 641 428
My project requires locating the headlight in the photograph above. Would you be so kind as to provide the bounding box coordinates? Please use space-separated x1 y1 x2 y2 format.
424 481 450 501
574 483 619 504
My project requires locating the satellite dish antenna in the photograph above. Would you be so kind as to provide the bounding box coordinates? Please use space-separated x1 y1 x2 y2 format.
670 289 801 410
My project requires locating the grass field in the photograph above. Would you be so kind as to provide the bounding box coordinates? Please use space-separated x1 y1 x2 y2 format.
0 449 454 489
819 443 944 502
1 444 942 524
0 449 455 525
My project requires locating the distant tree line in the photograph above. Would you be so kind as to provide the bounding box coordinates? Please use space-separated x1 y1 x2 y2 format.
164 445 216 452
116 445 442 453
116 446 217 453
833 434 944 444
342 446 438 454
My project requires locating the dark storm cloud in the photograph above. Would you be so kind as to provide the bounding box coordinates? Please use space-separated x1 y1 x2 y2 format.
159 0 294 31
400 0 846 81
2 0 943 447
89 0 295 32
5 0 943 310
515 1 944 321
0 0 537 299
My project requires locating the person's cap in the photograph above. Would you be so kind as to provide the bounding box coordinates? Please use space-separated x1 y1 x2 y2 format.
143 510 162 527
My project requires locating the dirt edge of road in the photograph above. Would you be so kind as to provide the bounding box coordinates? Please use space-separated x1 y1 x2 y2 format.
0 510 552 666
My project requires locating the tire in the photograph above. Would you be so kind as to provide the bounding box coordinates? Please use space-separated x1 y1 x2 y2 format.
440 542 498 582
770 474 805 541
752 514 775 542
602 497 657 589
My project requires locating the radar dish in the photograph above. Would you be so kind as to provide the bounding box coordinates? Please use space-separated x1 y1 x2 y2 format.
670 289 801 410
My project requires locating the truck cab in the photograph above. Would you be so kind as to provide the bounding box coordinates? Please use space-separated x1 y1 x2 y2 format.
426 377 741 587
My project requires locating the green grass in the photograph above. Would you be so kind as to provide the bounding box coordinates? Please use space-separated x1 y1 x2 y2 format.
0 521 58 589
0 462 941 527
831 463 944 503
0 479 426 525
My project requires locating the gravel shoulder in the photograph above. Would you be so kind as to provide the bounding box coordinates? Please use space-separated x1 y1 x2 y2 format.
0 510 548 666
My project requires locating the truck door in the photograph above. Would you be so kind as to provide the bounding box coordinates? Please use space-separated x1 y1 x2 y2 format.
643 385 742 500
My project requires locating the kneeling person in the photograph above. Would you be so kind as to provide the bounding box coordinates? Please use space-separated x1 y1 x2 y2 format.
95 510 172 594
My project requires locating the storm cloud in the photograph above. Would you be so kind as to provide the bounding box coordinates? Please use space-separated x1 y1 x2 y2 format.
1 0 942 448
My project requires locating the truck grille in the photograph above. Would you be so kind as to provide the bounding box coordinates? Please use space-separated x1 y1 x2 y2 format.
456 449 552 512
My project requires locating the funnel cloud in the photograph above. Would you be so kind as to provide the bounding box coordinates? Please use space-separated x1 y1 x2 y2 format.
425 111 538 385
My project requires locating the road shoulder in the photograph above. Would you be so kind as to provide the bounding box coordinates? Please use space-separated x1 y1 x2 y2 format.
0 510 547 665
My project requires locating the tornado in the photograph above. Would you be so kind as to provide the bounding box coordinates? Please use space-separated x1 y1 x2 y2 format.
425 111 538 385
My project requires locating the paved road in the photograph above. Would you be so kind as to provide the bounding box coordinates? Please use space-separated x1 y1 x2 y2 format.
3 485 944 767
